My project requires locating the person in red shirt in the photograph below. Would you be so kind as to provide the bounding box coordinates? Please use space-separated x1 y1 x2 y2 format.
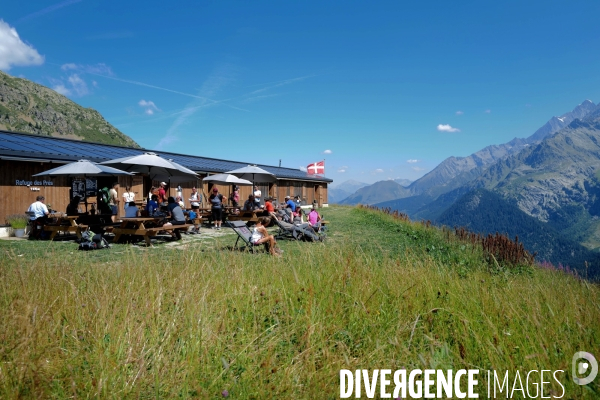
158 182 167 205
264 197 275 213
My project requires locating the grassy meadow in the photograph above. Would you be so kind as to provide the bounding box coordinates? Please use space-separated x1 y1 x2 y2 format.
0 206 598 398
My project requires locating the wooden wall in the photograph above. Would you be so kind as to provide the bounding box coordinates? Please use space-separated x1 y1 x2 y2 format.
0 159 329 224
0 160 71 224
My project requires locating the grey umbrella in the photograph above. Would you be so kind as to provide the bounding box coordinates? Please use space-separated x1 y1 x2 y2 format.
225 165 277 184
202 173 253 186
100 152 197 179
33 159 134 211
101 152 198 197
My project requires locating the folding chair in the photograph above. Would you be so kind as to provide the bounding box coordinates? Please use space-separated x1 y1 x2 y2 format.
269 212 323 242
227 220 267 253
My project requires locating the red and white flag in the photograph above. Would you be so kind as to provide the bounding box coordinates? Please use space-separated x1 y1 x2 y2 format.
307 160 325 175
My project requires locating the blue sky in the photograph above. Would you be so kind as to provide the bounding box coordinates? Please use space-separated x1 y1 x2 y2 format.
2 1 600 186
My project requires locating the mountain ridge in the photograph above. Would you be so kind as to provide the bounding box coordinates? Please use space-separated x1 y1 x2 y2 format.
0 70 139 148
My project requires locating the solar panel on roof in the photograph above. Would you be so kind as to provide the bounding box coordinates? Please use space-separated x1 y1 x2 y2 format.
0 130 331 182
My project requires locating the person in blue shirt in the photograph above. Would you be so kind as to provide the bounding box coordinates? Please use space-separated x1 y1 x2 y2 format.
285 195 296 212
146 194 159 215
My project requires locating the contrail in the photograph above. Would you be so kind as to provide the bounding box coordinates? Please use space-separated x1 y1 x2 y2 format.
17 0 82 24
87 72 249 112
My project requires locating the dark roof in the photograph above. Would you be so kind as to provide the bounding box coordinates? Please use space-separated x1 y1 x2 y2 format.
0 130 332 183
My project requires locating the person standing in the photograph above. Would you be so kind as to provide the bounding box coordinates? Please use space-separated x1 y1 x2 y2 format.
209 186 225 230
253 185 262 207
158 182 167 205
189 187 201 210
122 185 135 210
109 182 120 222
231 185 240 207
148 186 157 202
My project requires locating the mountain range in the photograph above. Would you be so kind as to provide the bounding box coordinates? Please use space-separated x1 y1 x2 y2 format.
337 100 600 269
0 70 138 147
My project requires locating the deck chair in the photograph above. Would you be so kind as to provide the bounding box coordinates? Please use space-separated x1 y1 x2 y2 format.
227 220 268 253
269 213 322 242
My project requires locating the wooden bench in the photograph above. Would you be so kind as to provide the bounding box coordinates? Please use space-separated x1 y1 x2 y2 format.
44 223 89 240
227 210 266 224
113 223 195 246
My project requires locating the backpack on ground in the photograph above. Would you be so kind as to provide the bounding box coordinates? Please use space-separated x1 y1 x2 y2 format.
78 230 110 251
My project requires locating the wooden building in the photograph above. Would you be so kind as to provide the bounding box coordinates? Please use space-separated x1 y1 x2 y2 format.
0 130 331 223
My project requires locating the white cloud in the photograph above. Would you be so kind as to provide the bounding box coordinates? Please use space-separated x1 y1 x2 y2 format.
67 74 88 96
406 159 418 163
299 166 307 172
412 166 425 172
0 20 44 70
375 168 384 173
61 63 77 71
139 99 160 115
337 168 346 173
323 149 332 154
484 109 491 114
51 73 88 97
456 110 464 115
437 124 460 133
52 84 70 96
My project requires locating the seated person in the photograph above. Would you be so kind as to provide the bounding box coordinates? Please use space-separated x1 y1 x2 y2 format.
146 194 159 215
27 195 50 239
124 201 139 218
163 196 187 239
243 195 258 211
264 197 275 213
176 195 185 208
165 197 186 225
308 207 322 231
292 208 305 225
250 217 280 256
66 196 81 216
269 211 322 242
284 195 297 213
28 195 50 220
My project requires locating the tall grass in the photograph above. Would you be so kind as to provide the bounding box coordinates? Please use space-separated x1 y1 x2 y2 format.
0 206 598 398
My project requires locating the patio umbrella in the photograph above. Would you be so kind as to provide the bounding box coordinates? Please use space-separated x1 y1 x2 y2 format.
225 165 277 184
100 152 198 197
100 152 197 179
33 159 134 211
202 173 253 186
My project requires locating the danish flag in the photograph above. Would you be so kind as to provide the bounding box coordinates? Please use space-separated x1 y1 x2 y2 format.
307 160 325 175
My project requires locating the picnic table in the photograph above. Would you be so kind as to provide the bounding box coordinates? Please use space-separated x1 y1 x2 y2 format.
44 213 88 240
226 209 268 224
112 217 194 246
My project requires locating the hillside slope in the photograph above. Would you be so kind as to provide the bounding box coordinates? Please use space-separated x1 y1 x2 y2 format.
0 205 598 398
469 110 600 249
437 188 600 274
339 180 410 205
0 70 139 147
